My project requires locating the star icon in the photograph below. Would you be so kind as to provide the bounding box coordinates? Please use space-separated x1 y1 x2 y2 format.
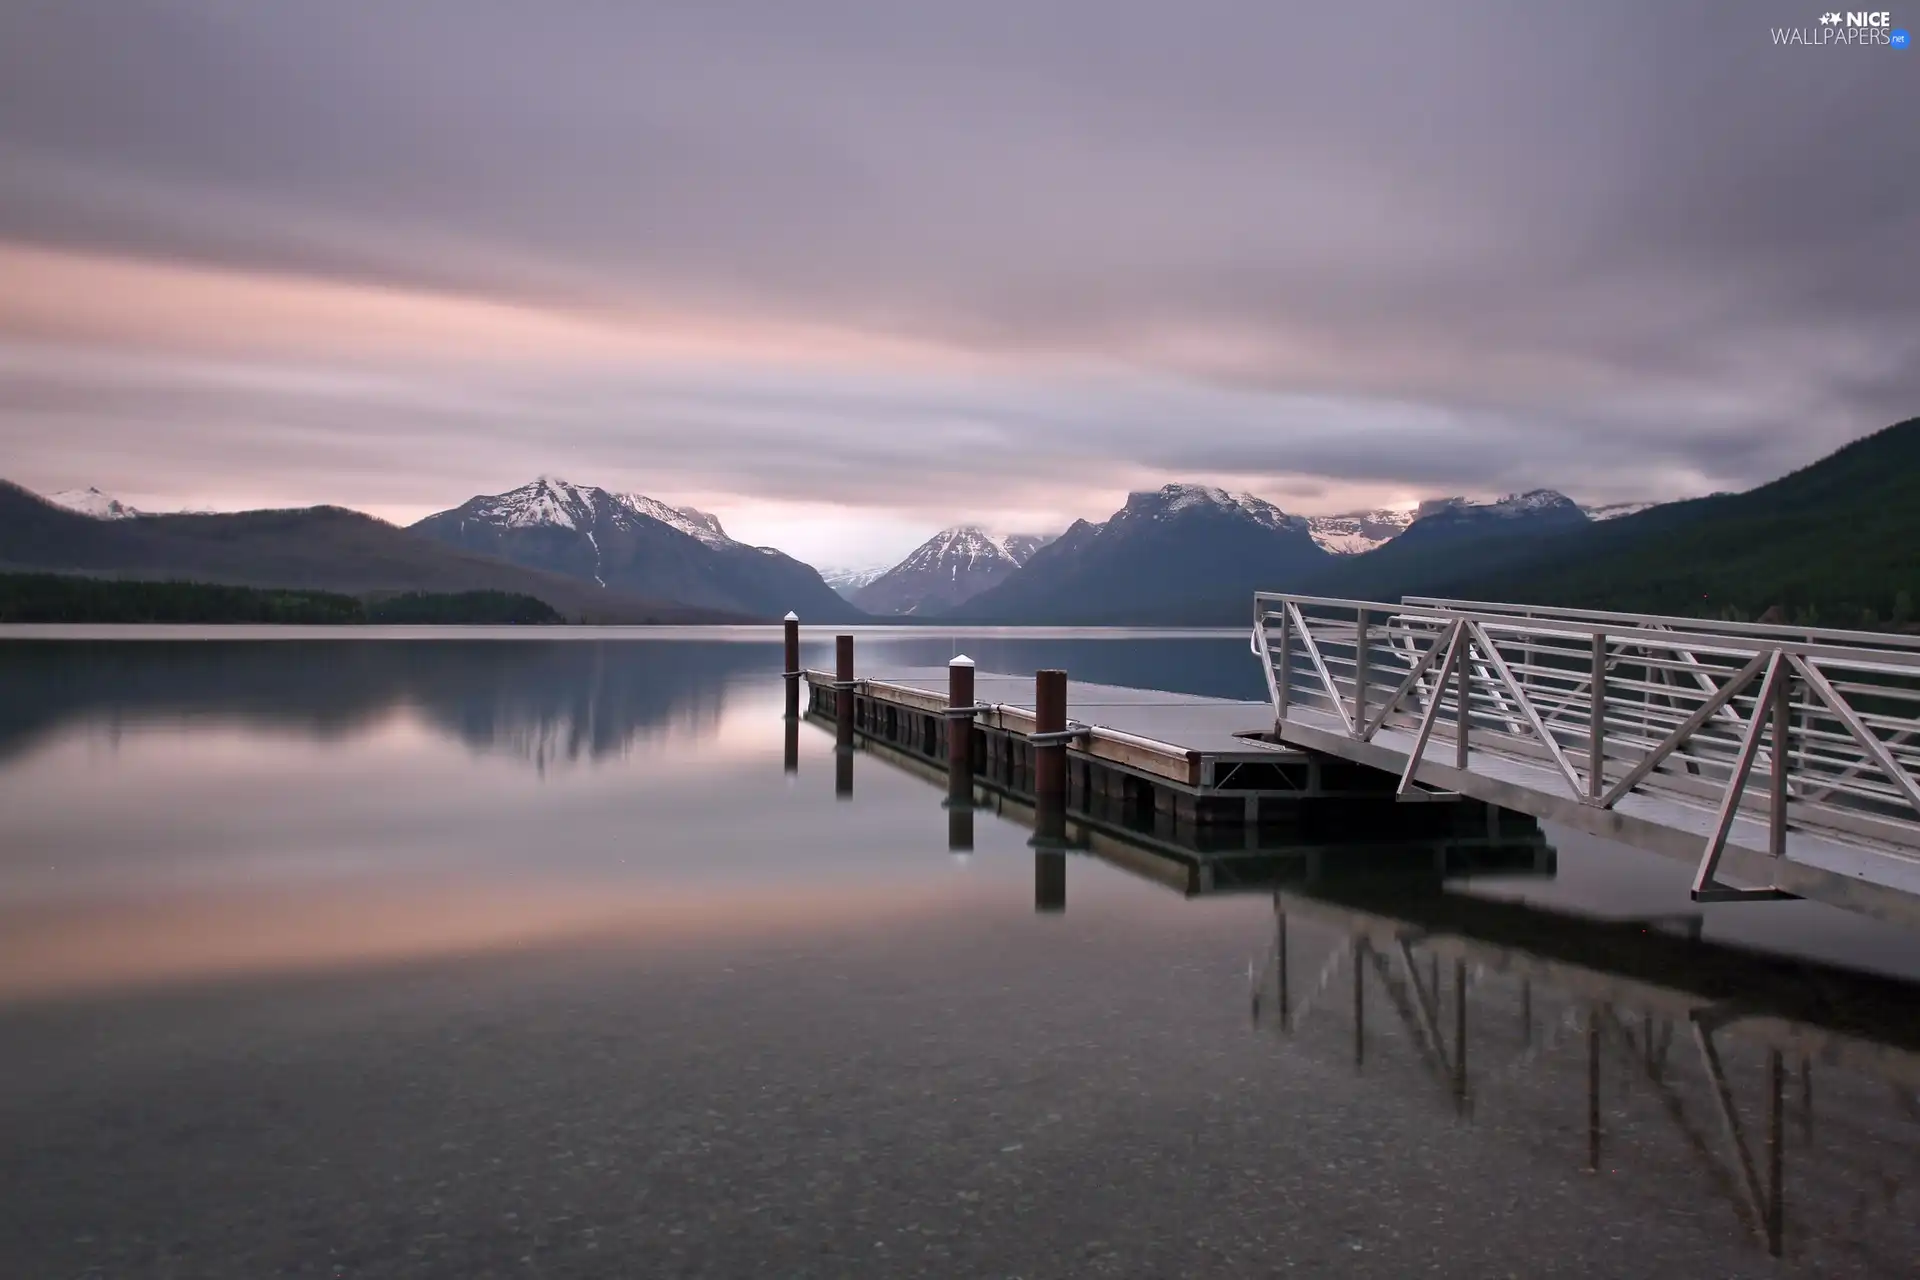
1821 11 1842 22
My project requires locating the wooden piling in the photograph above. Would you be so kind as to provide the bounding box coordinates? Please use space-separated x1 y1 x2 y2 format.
1034 668 1067 809
946 655 976 847
783 611 801 719
948 655 975 784
835 634 854 799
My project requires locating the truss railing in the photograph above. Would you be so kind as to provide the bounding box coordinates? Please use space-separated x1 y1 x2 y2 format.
1253 594 1920 901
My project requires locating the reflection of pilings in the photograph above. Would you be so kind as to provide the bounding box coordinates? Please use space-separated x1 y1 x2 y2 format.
1353 939 1366 1069
1276 907 1290 1028
948 804 974 852
1035 850 1066 913
1766 1051 1785 1258
1588 1011 1603 1172
1453 960 1468 1104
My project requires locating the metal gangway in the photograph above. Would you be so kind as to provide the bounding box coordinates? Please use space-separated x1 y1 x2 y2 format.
1252 595 1920 921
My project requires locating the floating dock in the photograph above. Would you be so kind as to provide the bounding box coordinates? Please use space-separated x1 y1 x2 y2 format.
786 588 1920 927
800 662 1544 858
807 665 1434 829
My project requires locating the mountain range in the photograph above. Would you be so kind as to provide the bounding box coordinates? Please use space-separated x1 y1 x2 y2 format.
0 482 736 623
10 415 1911 627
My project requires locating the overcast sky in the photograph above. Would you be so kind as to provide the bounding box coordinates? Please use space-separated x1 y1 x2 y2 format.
1 2 1915 566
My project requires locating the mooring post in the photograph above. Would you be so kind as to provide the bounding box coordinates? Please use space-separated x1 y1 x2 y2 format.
1030 669 1070 903
834 634 854 799
1034 668 1067 809
783 714 798 776
946 654 976 852
782 611 801 720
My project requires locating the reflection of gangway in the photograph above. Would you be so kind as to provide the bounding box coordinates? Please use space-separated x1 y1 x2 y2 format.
1253 595 1920 920
1253 888 1920 1263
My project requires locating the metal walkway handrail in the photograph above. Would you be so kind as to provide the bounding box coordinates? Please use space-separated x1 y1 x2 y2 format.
1253 594 1920 904
1405 596 1920 654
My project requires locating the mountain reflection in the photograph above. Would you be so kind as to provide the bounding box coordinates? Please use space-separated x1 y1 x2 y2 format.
0 640 775 768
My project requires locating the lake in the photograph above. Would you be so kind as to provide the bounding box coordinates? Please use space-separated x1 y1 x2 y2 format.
2 629 1916 1277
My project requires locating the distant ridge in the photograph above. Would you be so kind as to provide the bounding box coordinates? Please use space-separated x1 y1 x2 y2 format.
853 526 1053 616
949 484 1331 623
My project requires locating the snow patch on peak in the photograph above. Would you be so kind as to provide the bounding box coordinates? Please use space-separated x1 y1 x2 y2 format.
1124 483 1234 516
615 492 733 546
898 526 1023 573
1115 484 1311 536
822 564 891 598
475 476 597 530
465 477 738 546
46 487 141 519
1416 489 1582 522
1304 508 1416 555
1581 500 1658 521
1233 493 1312 535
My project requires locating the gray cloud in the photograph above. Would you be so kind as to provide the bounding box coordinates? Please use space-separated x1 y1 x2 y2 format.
0 0 1915 539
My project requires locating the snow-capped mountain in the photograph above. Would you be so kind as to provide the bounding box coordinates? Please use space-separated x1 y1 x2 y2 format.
410 476 861 620
45 487 142 520
1580 500 1659 521
1413 489 1586 523
1304 508 1416 555
454 476 729 546
948 483 1331 623
854 526 1054 616
820 564 893 601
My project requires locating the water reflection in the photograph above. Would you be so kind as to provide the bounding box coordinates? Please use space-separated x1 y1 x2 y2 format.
830 683 1920 1269
0 640 774 769
5 635 1920 1275
1254 889 1920 1268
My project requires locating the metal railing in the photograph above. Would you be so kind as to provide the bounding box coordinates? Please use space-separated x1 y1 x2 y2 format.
1253 594 1920 900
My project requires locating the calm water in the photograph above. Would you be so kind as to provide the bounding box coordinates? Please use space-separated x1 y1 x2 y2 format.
2 630 1917 1277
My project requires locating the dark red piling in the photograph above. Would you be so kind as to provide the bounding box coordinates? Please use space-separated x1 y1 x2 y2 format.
834 634 854 799
947 654 976 851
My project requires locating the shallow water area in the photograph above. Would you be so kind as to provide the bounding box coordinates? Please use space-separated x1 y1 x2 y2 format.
1 629 1915 1277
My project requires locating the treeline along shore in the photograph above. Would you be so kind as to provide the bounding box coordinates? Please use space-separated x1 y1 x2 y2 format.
0 573 563 625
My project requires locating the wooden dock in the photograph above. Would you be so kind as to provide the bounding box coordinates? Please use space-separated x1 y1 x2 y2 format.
805 664 1408 828
801 662 1542 848
787 594 1920 928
